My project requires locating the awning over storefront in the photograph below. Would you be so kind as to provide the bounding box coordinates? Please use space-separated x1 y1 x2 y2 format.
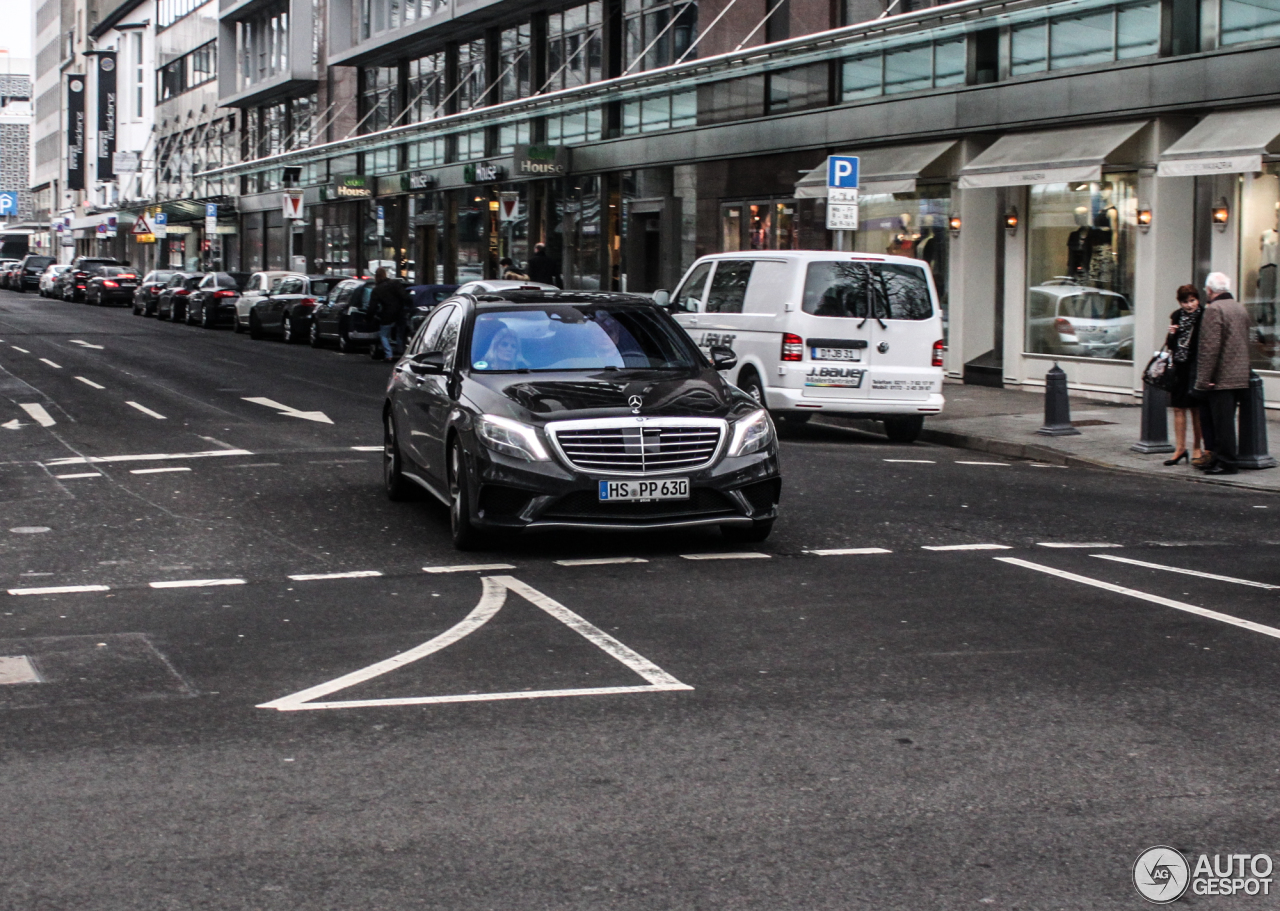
795 141 959 197
1156 107 1280 177
957 121 1150 189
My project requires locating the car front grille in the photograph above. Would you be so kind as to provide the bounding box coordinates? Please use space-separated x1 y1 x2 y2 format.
552 422 723 475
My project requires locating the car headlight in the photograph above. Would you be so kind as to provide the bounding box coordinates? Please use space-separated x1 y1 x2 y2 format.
476 414 550 461
727 408 774 457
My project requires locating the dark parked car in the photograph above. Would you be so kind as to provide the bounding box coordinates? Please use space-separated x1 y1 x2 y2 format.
156 272 203 321
310 277 378 352
133 270 177 315
0 260 22 290
13 255 55 292
382 290 782 549
187 272 251 328
58 257 122 301
248 275 339 343
85 266 140 306
406 284 460 337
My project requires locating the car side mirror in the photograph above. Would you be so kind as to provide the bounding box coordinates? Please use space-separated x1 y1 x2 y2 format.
409 351 446 375
709 346 737 371
652 289 670 307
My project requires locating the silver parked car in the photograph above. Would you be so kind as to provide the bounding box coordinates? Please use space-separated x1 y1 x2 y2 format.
1026 279 1133 360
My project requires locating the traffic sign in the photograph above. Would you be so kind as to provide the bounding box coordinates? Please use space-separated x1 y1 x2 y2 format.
152 212 167 239
283 191 304 219
825 155 860 231
205 203 217 234
827 156 859 189
0 191 18 217
376 204 385 237
131 214 152 235
498 192 520 222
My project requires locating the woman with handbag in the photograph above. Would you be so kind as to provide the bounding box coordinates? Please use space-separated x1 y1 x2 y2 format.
1163 284 1205 466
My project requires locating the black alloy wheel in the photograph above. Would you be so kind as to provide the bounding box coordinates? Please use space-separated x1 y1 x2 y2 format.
383 415 414 501
737 369 765 407
883 415 924 444
201 303 216 328
309 320 323 348
248 312 264 340
448 441 484 550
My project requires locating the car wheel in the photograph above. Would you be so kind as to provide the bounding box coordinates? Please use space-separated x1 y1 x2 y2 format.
883 416 924 444
201 303 215 329
737 369 766 407
721 519 774 543
338 323 352 353
383 414 415 502
448 440 485 551
233 312 245 333
282 316 295 344
248 312 264 340
309 319 323 348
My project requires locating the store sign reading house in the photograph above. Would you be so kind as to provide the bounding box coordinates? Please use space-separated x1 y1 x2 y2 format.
514 145 570 177
322 175 372 200
464 161 505 183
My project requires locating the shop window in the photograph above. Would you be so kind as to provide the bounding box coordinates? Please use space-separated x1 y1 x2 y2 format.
775 203 797 249
721 206 742 252
1236 167 1280 371
1024 176 1137 361
841 53 882 99
1221 0 1280 44
749 204 773 250
852 186 951 341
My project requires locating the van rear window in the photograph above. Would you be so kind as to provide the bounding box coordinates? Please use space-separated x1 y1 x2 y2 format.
802 261 933 320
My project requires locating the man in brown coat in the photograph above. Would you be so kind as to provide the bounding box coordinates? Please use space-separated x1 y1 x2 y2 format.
1195 272 1253 475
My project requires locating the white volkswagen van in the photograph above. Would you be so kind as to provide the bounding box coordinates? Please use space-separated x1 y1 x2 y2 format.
658 251 946 442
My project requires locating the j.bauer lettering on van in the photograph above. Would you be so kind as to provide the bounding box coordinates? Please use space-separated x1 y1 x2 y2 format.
804 366 866 388
698 332 736 348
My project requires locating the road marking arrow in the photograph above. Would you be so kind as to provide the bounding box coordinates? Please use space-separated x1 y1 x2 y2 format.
242 397 334 424
69 340 105 349
2 419 26 429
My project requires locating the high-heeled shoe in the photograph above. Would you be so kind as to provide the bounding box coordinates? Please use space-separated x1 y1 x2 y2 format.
1164 451 1188 466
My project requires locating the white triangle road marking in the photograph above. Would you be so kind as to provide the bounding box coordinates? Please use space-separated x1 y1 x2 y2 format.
258 575 693 711
19 403 55 427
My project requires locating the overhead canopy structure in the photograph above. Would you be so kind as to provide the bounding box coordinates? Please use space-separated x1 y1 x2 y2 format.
1157 107 1280 177
795 140 960 197
957 121 1150 189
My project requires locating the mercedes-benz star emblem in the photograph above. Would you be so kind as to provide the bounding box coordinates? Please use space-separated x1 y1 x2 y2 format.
628 395 644 413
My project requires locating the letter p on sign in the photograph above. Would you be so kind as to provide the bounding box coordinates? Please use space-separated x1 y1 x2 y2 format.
0 192 18 217
827 156 859 190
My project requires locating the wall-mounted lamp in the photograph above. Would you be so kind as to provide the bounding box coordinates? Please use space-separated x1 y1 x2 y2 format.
1004 206 1019 236
948 214 962 236
488 200 500 212
1136 205 1152 233
1212 197 1230 232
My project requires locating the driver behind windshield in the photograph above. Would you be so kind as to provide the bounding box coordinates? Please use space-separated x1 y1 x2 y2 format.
480 326 523 370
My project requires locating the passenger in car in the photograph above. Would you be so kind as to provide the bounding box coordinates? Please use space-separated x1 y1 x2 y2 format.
481 326 523 370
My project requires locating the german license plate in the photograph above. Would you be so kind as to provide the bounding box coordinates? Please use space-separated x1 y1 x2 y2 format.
598 478 689 501
813 347 861 361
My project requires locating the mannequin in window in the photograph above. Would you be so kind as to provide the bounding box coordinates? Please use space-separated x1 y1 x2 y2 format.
1066 207 1094 279
1088 206 1118 289
1259 228 1279 303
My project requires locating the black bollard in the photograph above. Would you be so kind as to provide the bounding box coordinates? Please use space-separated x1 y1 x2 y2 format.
1236 371 1278 469
1131 383 1175 453
1037 363 1081 436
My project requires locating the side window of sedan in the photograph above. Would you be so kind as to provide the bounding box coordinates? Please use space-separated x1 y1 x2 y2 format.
438 308 466 371
415 305 454 357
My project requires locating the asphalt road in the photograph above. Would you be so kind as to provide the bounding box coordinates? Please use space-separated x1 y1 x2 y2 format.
1 289 1279 910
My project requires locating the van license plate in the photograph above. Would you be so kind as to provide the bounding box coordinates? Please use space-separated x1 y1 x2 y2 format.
813 347 861 361
598 478 689 501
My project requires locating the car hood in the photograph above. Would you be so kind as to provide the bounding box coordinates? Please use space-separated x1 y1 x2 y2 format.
463 368 756 423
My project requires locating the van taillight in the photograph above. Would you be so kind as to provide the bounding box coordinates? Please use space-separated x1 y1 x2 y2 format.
781 333 804 362
932 339 944 367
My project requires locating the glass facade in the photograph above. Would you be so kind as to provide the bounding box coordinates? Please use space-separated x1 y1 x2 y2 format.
1237 166 1280 371
841 38 967 101
1025 175 1137 361
622 91 697 135
1010 2 1158 76
546 4 604 90
408 53 446 123
236 7 289 92
624 0 698 72
1221 0 1280 45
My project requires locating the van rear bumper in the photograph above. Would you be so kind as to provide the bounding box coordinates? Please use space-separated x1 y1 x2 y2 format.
764 388 945 417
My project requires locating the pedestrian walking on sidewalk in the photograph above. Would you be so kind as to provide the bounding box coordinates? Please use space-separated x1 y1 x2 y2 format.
1163 284 1205 466
526 242 561 287
1194 272 1253 475
369 267 409 361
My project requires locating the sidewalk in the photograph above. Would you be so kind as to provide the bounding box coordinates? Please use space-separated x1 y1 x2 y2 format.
834 381 1280 493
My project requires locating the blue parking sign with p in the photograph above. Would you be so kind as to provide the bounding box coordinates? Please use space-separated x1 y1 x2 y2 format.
827 156 859 189
0 191 18 217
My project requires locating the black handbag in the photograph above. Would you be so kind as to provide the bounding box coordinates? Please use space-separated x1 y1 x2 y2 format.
1143 348 1179 392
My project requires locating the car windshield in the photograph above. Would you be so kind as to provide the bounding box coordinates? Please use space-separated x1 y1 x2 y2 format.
469 305 699 372
150 272 175 282
802 261 933 320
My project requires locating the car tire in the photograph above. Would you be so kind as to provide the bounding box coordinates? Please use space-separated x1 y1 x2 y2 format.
338 323 353 354
201 303 215 329
737 369 766 407
249 312 264 340
448 440 485 551
721 519 774 543
883 415 924 444
383 414 415 502
309 320 323 348
282 316 295 344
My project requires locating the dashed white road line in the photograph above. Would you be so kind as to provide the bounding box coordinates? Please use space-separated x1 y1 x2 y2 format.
126 401 167 420
1092 554 1280 590
46 449 252 466
19 403 55 427
955 461 1008 466
424 563 517 574
10 346 29 353
39 358 62 369
806 547 892 556
1029 463 1067 468
998 556 1280 643
554 557 649 566
883 459 936 463
1037 542 1122 549
149 578 246 589
922 543 1012 551
350 446 382 452
130 466 191 475
69 340 104 349
75 376 105 389
7 584 110 596
54 472 103 479
289 570 384 581
681 552 771 561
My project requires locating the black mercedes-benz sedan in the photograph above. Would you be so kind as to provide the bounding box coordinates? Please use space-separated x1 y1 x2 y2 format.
383 291 781 549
